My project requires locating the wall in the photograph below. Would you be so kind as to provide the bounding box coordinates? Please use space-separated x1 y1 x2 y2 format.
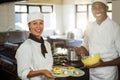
0 2 15 32
62 4 75 33
0 0 120 33
19 0 65 34
112 0 120 25
54 4 63 34
0 0 63 32
16 0 62 5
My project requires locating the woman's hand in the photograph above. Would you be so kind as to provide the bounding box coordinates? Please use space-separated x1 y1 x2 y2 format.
42 70 56 79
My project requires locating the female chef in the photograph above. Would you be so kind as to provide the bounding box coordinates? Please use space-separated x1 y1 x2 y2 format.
15 12 55 80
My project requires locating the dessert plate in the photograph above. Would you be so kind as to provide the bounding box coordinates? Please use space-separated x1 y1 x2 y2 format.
71 68 85 77
51 66 85 77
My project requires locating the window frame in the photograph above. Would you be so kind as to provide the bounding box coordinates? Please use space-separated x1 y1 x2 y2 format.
15 4 54 31
41 5 53 13
75 2 112 30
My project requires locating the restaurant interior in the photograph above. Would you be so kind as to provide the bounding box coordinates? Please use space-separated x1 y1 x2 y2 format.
0 0 120 80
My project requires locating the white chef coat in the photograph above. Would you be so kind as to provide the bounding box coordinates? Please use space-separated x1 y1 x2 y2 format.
15 39 54 80
82 17 120 80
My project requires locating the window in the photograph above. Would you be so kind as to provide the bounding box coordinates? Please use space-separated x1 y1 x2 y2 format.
29 6 40 13
107 2 112 19
76 2 112 33
76 4 88 32
15 5 28 30
41 5 53 13
15 4 55 31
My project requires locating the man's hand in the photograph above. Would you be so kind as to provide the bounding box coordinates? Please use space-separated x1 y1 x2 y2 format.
75 46 89 56
84 59 103 68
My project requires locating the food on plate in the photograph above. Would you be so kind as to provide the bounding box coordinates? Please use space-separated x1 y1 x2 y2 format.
53 67 61 73
67 66 75 71
52 67 63 76
73 70 80 76
58 72 63 76
52 66 85 77
52 67 69 77
67 66 75 75
61 70 69 76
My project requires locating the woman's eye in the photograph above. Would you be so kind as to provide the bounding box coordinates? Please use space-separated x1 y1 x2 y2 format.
40 22 43 25
33 23 37 25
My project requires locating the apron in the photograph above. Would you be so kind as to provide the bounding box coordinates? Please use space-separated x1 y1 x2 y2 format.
90 66 118 80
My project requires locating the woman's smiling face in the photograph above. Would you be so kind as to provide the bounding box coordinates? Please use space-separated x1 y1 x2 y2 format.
28 19 44 38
